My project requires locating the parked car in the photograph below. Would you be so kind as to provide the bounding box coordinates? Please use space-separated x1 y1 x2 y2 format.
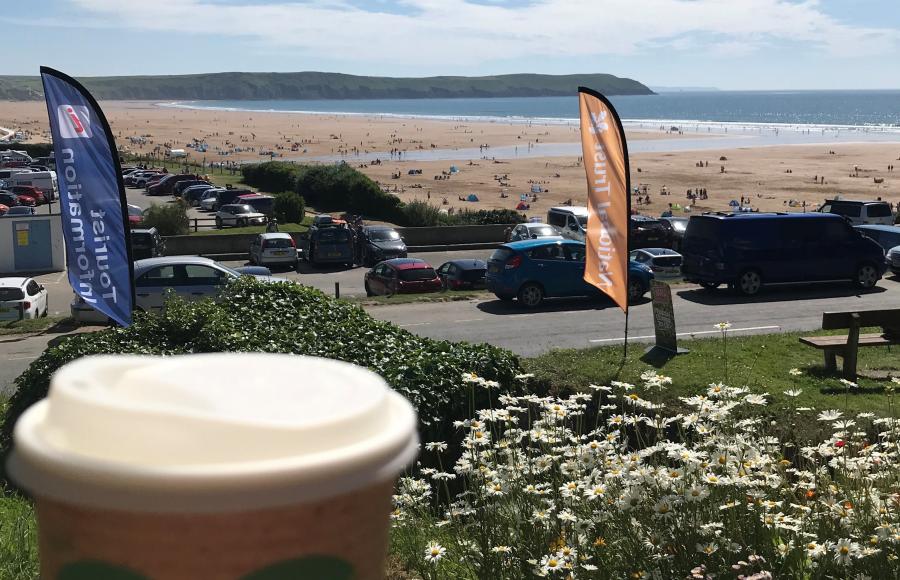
130 227 165 260
9 185 46 205
238 193 275 218
249 233 299 268
486 238 654 307
0 277 48 320
127 204 144 227
359 225 407 266
855 224 900 253
300 225 355 267
209 188 254 210
147 174 198 196
172 180 210 197
0 192 24 207
436 259 487 290
660 217 689 249
631 216 672 249
818 199 894 226
681 212 886 295
130 171 162 188
312 214 336 227
547 206 589 242
2 206 36 217
215 204 267 228
70 256 285 322
364 258 443 296
629 248 683 277
183 184 215 206
886 246 900 276
507 222 562 242
199 190 220 211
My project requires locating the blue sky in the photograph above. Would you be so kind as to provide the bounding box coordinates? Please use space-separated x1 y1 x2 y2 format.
3 0 899 90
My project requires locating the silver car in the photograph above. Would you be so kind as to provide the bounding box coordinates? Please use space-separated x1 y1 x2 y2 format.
508 222 563 242
215 204 267 228
629 248 683 277
70 256 284 323
249 233 299 267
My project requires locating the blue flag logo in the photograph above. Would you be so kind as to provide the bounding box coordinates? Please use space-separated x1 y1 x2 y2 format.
41 67 133 327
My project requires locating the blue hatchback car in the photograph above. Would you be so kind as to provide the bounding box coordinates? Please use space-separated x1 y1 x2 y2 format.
486 239 654 307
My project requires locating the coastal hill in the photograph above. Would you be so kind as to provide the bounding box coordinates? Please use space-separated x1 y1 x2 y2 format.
0 72 653 101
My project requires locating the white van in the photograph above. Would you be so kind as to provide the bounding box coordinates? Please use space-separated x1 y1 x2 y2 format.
167 149 187 158
0 168 33 180
818 199 894 226
10 171 58 202
547 206 589 241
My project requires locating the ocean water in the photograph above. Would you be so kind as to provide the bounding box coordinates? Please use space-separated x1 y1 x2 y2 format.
163 91 900 131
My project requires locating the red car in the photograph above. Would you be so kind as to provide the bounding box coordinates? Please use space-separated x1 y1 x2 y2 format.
364 258 443 296
0 191 35 207
127 204 144 227
10 186 46 205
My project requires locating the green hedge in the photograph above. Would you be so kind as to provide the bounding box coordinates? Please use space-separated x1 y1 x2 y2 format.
142 200 190 236
1 279 520 456
273 191 305 224
0 143 52 158
242 161 524 227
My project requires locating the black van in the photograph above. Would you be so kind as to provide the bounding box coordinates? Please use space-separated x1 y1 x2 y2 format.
681 212 886 295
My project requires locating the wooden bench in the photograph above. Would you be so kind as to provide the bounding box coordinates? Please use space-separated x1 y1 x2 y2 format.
800 309 900 379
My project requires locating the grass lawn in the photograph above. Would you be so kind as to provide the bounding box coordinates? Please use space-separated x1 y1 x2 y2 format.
524 329 900 434
351 289 491 306
0 317 71 337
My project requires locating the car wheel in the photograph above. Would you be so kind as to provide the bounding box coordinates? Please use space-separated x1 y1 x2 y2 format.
737 269 762 296
699 281 721 291
855 263 879 289
215 217 222 229
365 281 374 297
628 279 646 303
517 283 544 308
41 307 48 318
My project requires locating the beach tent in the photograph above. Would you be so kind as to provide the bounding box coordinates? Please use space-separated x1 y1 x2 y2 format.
449 165 459 173
729 200 740 208
516 201 530 210
520 194 528 201
466 194 479 202
531 184 542 194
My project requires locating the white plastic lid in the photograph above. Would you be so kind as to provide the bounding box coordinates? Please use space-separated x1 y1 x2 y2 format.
7 354 419 512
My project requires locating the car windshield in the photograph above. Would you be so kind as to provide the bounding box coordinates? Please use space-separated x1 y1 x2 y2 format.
399 267 437 281
264 238 294 248
531 226 556 237
368 229 401 241
0 288 25 301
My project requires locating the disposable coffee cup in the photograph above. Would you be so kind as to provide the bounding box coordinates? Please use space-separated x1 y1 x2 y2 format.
7 353 419 580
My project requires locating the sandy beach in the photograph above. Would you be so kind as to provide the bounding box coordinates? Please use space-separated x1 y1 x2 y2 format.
2 100 899 218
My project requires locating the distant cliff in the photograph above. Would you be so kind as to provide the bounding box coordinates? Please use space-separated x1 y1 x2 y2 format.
0 72 653 101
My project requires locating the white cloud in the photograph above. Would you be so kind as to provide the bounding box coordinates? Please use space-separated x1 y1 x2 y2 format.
67 0 900 67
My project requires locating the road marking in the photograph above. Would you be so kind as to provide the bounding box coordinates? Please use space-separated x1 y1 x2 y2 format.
588 325 781 343
454 318 483 323
399 322 432 328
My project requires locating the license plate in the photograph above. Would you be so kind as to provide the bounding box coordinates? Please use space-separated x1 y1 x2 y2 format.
328 252 341 257
272 251 286 256
489 265 500 273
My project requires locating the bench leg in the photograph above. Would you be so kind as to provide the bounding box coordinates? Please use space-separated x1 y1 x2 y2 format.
824 350 837 372
844 314 860 381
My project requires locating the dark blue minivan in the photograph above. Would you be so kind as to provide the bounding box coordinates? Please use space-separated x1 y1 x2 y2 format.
681 212 886 295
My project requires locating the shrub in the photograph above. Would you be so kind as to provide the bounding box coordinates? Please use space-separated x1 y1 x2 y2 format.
401 200 449 227
449 208 526 226
141 200 190 236
241 161 304 193
1 278 520 457
273 191 305 224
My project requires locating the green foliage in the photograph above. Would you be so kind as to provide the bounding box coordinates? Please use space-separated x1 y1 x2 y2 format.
0 72 653 101
273 191 305 224
400 200 449 226
0 143 52 158
141 201 189 236
0 491 38 580
1 279 520 456
447 208 526 226
241 161 304 194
